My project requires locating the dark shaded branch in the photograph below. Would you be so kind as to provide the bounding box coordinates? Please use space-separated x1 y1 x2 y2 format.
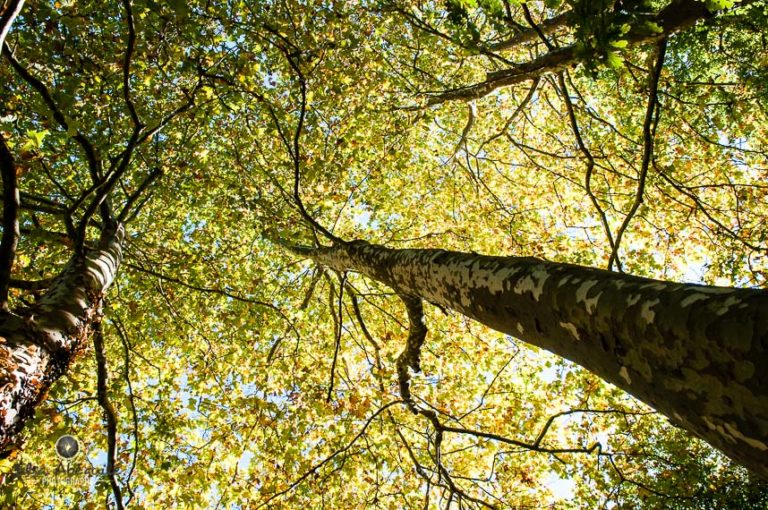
109 313 139 505
19 196 66 216
416 44 577 107
521 3 555 50
440 422 601 455
415 406 496 509
448 103 476 162
282 50 343 244
124 262 279 311
490 10 573 51
3 44 103 186
3 44 116 238
419 0 711 106
8 278 53 291
77 75 204 248
38 158 75 203
120 0 142 130
394 6 514 66
396 295 428 414
204 56 338 243
0 135 20 310
655 165 767 253
92 322 125 510
117 167 162 223
608 40 667 270
19 192 66 211
347 285 379 352
267 267 319 363
326 273 346 402
558 73 620 271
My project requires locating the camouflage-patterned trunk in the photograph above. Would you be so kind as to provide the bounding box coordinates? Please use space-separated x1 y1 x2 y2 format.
0 227 123 454
299 241 768 480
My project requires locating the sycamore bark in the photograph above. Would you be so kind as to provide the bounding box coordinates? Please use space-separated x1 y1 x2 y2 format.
296 241 768 480
0 226 124 453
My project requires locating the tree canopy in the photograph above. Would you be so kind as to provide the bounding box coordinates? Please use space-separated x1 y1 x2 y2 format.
1 0 768 507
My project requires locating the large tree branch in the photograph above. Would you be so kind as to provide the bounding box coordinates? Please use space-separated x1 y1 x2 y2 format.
326 272 346 402
287 240 768 480
0 135 20 310
0 224 125 452
396 294 428 414
116 167 162 223
418 0 712 106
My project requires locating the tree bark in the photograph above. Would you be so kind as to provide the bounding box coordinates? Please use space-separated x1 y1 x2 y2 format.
0 225 124 454
0 0 25 50
424 0 714 106
294 241 768 480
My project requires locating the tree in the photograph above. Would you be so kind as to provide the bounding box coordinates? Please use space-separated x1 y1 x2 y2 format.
288 239 768 478
1 0 768 507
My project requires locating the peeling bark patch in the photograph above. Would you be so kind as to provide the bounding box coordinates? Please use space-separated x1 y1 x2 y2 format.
486 267 521 294
516 323 524 335
575 280 599 314
0 342 45 431
560 322 580 341
584 292 601 314
681 293 708 307
715 296 742 316
640 298 660 324
696 286 736 295
619 366 632 385
723 422 768 451
513 267 549 301
641 283 667 291
705 416 768 451
626 294 641 306
733 361 755 383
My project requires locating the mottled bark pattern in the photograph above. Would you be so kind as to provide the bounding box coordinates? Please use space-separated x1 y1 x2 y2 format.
0 226 124 452
305 241 768 479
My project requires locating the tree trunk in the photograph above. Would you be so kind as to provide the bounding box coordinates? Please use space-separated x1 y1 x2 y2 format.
0 226 124 454
296 241 768 480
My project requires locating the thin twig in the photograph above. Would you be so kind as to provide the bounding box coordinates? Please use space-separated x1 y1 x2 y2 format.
326 272 346 402
93 322 125 510
558 72 621 271
109 314 139 505
521 3 555 50
117 167 162 223
254 401 402 509
608 40 667 270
